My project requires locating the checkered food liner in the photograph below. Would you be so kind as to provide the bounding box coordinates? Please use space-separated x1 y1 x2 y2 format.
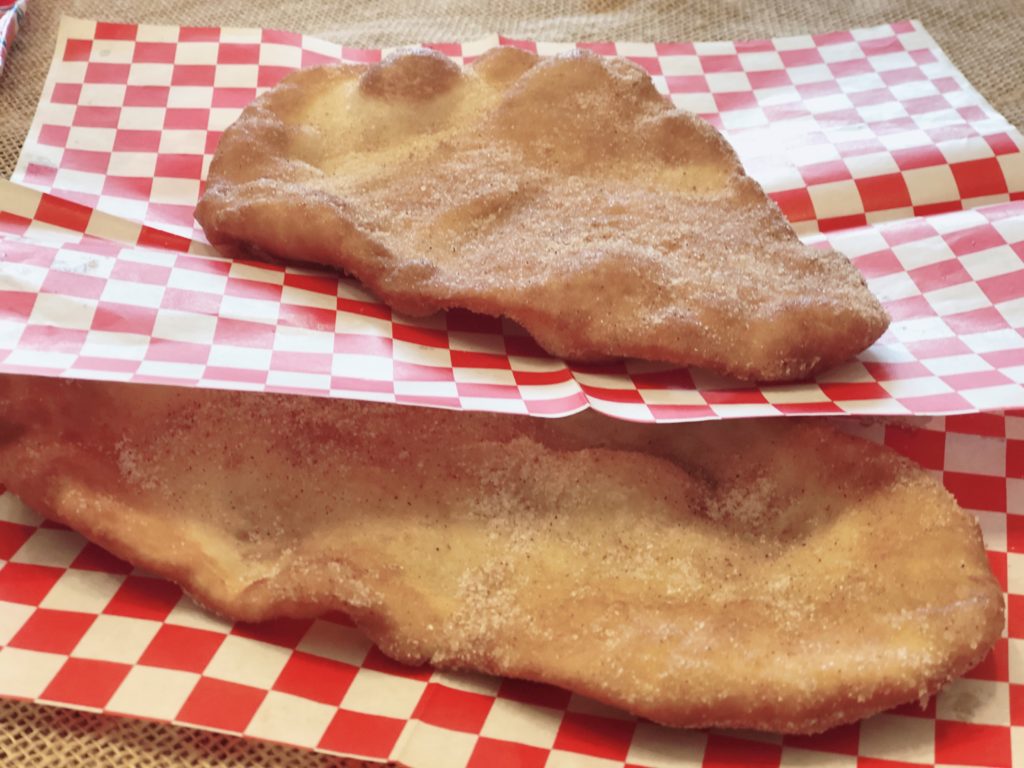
0 412 1019 767
1 18 1023 421
0 18 1021 766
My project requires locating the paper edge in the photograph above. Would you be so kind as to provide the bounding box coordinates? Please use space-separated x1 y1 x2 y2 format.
10 16 93 184
908 19 1024 138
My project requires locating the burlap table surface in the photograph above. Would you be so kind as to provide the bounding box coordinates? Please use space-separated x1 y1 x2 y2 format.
0 0 1021 765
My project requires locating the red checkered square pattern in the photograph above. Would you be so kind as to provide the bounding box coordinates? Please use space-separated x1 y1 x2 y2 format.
15 20 1024 240
3 179 1023 421
2 19 1024 422
0 21 1022 759
0 416 1018 764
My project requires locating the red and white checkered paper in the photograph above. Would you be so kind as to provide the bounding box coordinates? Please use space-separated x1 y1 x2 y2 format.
1 18 1024 767
1 414 1021 767
1 17 1023 422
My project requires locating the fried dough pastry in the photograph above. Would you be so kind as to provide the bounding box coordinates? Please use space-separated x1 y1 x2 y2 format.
0 375 1000 733
195 48 889 382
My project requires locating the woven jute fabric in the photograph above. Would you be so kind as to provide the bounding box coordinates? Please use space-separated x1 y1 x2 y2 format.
0 698 392 767
0 1 1021 766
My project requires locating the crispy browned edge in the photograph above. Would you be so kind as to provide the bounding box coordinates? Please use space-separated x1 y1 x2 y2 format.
0 375 1004 734
194 49 890 382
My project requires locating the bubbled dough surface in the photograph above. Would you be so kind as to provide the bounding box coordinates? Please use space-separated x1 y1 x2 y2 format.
0 375 1001 734
195 47 889 382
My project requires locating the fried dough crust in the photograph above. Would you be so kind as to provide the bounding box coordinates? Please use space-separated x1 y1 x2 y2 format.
195 48 889 381
0 375 999 733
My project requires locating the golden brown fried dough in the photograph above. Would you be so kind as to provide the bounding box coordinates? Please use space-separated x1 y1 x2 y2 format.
195 48 889 382
0 375 1000 733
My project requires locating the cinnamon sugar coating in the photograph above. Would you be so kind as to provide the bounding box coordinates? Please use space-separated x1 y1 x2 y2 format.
0 375 1000 733
196 47 889 381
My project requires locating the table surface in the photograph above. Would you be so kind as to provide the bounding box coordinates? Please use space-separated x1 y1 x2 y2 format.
1 0 1021 765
